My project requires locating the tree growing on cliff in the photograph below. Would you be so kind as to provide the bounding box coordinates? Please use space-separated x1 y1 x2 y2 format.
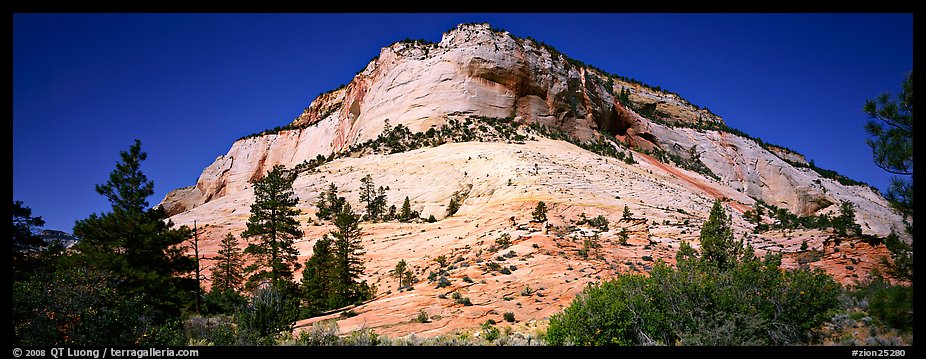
399 196 414 222
359 175 387 221
532 201 548 222
242 165 303 289
315 183 346 221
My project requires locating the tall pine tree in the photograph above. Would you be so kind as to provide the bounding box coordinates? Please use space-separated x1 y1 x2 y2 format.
212 233 246 293
300 235 335 313
72 139 196 317
330 202 374 307
698 199 741 270
242 165 303 289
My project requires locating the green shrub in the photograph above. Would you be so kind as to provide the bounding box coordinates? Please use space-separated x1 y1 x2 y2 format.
236 284 299 345
415 310 429 323
504 312 516 323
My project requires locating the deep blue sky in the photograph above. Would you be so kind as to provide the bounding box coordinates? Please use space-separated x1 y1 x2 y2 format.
13 14 913 232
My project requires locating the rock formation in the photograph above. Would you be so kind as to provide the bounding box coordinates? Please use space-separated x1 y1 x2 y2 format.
158 23 907 338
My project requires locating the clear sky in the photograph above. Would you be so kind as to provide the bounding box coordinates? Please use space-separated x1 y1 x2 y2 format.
13 13 913 232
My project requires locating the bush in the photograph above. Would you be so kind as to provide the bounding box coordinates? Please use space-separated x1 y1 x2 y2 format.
436 276 451 288
183 315 237 346
853 278 913 332
427 214 437 223
415 310 429 323
504 312 516 323
237 284 299 345
496 233 512 248
546 202 842 346
297 320 340 346
462 275 474 283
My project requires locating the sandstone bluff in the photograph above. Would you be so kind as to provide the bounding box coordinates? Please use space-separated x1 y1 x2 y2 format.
159 23 906 338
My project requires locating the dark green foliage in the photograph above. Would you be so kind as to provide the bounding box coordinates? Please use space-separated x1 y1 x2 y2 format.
547 203 843 346
622 205 632 221
831 201 862 238
415 310 430 323
436 276 451 288
237 284 299 345
427 214 437 223
301 235 336 314
800 240 809 251
13 266 161 346
242 165 303 288
580 214 609 231
399 196 414 222
12 200 48 278
852 278 913 333
329 203 375 308
546 243 842 346
391 259 415 290
504 312 516 323
496 233 511 248
618 228 629 245
644 146 720 181
446 190 466 217
532 201 548 222
315 183 346 221
71 140 196 318
864 71 913 215
481 320 500 341
883 232 913 282
183 315 237 346
699 200 741 270
202 289 247 316
359 175 388 221
212 233 246 294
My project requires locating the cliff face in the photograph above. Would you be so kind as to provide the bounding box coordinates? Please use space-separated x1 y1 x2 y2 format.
160 24 900 239
155 23 906 338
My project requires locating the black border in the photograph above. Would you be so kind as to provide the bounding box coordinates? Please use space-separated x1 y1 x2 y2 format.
7 0 918 356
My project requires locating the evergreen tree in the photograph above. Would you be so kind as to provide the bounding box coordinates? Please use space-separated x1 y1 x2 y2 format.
301 235 335 312
446 190 464 217
359 174 377 220
698 200 741 270
532 201 548 222
242 165 303 289
622 205 633 220
399 196 413 222
832 201 862 238
330 203 373 307
315 182 346 221
373 186 388 220
72 139 196 317
212 233 246 294
12 200 47 277
863 72 913 281
392 259 411 289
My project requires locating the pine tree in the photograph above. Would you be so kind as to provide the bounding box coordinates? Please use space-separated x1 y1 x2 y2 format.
832 201 862 238
330 203 373 307
359 174 376 220
72 139 196 317
212 233 246 293
399 196 413 222
12 200 47 278
392 259 410 289
698 200 741 270
315 182 345 221
242 165 303 289
301 235 335 312
532 201 548 222
622 205 633 220
373 186 388 220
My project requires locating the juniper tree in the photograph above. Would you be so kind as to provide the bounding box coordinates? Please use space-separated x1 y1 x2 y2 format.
622 205 633 220
242 165 303 289
532 201 548 222
212 233 246 293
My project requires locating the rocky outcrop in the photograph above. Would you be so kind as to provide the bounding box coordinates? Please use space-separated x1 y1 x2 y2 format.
160 22 904 238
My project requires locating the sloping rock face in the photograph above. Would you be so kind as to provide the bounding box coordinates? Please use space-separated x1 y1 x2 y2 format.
160 24 900 239
157 22 906 338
